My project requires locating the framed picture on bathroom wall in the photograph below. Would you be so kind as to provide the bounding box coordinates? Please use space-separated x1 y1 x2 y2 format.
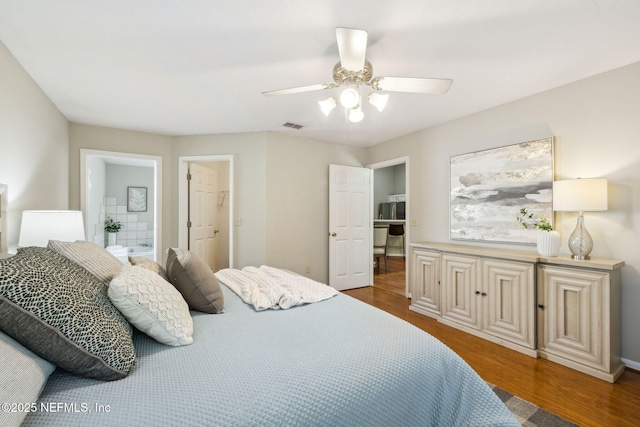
127 186 147 212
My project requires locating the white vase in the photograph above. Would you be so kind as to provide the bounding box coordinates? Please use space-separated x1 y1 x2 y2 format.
107 232 117 247
537 230 560 257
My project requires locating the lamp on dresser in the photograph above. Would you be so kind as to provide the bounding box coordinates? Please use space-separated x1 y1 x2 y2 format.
552 178 608 260
18 210 86 247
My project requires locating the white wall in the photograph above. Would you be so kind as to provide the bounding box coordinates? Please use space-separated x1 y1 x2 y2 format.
367 61 640 366
373 163 406 213
105 164 155 227
171 131 367 280
0 42 69 251
104 164 155 248
71 126 367 279
394 164 406 194
373 167 395 213
264 132 366 283
68 123 172 257
171 132 268 269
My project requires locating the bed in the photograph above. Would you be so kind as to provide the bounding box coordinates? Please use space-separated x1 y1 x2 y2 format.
0 242 518 427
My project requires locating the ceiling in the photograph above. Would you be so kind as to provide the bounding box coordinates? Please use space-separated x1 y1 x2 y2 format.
1 1 640 148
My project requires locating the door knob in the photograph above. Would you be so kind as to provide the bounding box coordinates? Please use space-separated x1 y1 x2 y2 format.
329 232 337 237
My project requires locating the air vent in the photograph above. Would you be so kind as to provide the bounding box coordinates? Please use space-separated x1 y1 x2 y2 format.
282 122 303 130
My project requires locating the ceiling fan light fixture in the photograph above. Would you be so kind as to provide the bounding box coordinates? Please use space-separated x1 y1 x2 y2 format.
368 92 389 112
262 28 453 124
319 97 337 116
339 87 360 109
348 106 364 123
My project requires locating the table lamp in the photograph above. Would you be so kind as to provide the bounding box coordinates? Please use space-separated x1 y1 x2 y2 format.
552 179 608 260
19 210 86 247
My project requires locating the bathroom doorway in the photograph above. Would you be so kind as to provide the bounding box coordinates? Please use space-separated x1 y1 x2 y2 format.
80 149 162 262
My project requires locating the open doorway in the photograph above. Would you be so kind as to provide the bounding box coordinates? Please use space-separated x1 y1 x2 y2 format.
80 149 162 263
178 155 234 271
368 157 409 298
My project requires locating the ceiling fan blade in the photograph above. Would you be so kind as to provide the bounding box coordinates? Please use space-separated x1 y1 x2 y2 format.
372 77 453 94
262 83 334 97
336 27 368 72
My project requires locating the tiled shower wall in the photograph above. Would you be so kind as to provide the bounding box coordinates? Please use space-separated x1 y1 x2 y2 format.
92 196 153 247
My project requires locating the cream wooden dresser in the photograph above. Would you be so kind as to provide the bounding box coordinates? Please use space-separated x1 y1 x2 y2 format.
409 242 625 383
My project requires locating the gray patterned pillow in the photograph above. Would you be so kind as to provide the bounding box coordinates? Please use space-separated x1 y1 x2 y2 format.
0 247 136 381
48 240 123 285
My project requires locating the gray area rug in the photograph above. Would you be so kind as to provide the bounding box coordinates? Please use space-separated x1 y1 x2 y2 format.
488 384 578 426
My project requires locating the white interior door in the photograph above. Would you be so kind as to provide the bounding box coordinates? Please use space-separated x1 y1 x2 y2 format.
329 164 371 290
188 163 218 270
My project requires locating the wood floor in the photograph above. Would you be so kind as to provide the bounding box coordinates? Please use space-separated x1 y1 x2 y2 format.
352 257 640 427
373 256 407 297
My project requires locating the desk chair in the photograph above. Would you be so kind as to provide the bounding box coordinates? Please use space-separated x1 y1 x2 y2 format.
373 226 389 274
388 223 405 259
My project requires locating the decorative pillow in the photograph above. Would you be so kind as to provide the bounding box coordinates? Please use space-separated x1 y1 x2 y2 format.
48 240 123 285
166 248 224 314
109 264 193 346
0 330 56 427
128 255 169 281
0 247 136 381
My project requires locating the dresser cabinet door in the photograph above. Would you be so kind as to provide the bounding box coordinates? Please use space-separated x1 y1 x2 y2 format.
482 259 535 349
410 249 441 316
538 265 609 371
441 254 480 329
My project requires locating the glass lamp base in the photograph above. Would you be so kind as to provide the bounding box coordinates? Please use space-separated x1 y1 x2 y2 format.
568 213 593 260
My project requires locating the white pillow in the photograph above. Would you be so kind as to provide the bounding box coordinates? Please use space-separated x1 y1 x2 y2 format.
108 264 193 346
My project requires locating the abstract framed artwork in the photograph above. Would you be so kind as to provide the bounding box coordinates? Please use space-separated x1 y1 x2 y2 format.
127 186 147 212
450 137 554 244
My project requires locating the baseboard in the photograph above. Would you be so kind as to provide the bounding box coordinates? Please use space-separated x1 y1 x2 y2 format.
622 357 640 372
438 317 538 358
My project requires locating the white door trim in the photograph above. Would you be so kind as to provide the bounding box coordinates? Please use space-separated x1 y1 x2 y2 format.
178 155 234 269
366 156 410 296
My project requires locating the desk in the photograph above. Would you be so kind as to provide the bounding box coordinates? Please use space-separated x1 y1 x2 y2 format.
373 220 406 225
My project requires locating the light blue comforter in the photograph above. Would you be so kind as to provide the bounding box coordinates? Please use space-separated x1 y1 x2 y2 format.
25 284 518 426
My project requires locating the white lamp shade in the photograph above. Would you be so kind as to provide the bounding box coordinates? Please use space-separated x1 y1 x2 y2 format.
19 210 86 247
553 179 608 212
318 97 337 116
348 106 364 123
368 92 389 112
339 88 360 109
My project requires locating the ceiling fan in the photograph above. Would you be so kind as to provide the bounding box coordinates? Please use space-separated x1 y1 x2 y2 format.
262 27 453 122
